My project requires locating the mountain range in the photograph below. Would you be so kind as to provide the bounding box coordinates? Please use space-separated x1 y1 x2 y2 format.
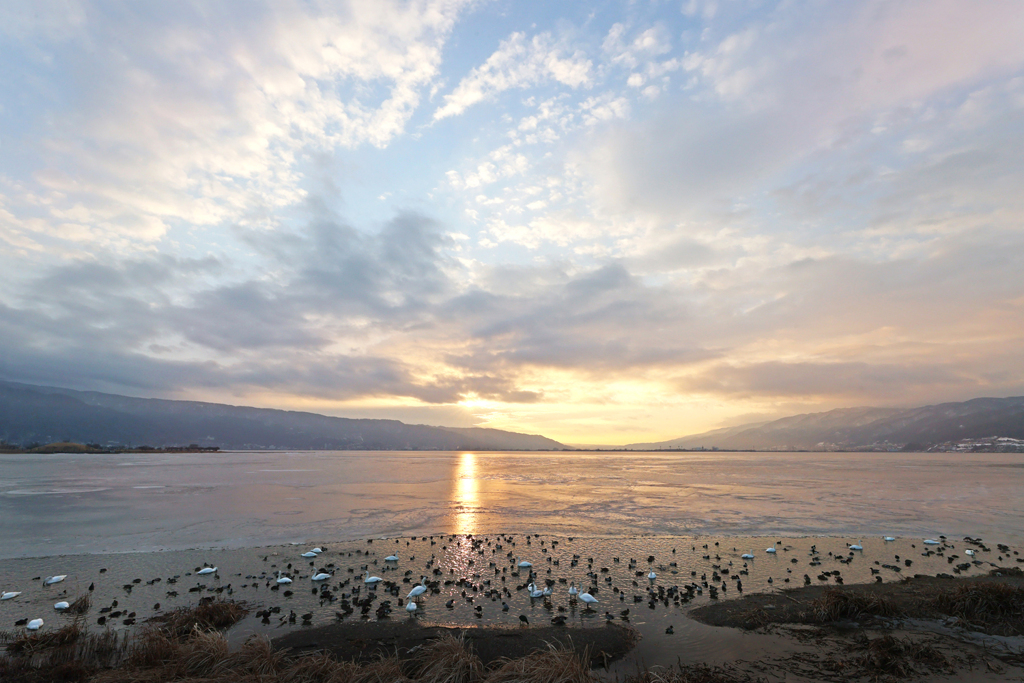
2 379 1022 452
626 396 1024 451
0 381 566 451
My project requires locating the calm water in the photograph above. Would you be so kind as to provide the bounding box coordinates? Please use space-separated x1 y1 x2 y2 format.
2 450 1022 559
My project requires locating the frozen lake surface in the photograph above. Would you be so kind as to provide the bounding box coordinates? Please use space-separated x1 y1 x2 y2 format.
2 450 1022 558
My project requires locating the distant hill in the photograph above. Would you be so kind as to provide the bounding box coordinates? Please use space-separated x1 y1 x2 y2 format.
627 397 1024 451
0 381 566 451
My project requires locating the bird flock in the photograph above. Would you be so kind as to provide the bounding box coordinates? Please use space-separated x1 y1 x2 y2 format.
2 534 1018 637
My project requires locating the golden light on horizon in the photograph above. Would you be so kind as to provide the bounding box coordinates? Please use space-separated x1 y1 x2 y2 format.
453 451 479 535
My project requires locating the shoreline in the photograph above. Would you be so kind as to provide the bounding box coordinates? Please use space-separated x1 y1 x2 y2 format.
6 531 1020 562
4 571 1023 682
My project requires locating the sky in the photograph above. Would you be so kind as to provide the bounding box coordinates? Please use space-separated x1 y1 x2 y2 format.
2 0 1023 445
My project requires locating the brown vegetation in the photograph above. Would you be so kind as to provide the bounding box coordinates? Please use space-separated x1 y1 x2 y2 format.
619 663 759 683
692 571 1024 637
0 600 619 683
810 588 904 622
931 581 1024 635
147 597 249 638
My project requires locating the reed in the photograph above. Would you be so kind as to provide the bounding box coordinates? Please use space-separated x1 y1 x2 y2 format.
622 663 756 683
486 642 598 683
411 632 485 683
810 588 903 622
931 582 1024 635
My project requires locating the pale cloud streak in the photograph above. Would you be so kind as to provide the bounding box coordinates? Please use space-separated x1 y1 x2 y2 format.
433 31 593 120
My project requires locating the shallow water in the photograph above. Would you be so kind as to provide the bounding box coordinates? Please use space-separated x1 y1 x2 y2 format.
1 450 1022 559
1 533 1020 674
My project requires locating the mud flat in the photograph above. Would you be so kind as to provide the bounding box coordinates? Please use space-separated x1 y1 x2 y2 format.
681 568 1024 682
273 620 639 667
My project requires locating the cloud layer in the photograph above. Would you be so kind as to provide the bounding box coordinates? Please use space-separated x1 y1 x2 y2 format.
2 0 1023 443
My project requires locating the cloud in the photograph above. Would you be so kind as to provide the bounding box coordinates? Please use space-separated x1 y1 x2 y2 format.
434 31 593 120
3 0 1024 443
2 0 471 250
602 23 672 70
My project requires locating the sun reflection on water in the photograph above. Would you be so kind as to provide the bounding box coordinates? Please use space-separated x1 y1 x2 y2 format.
454 452 479 535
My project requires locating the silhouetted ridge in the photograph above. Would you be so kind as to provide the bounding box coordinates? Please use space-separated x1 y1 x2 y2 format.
0 381 566 450
628 397 1024 451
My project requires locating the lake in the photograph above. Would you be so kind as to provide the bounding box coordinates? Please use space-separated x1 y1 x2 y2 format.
2 450 1021 559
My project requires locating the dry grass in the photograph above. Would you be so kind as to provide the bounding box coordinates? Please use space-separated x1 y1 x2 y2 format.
1 600 634 683
931 582 1024 635
623 663 757 683
1 620 121 683
853 634 955 681
810 588 903 622
4 621 87 656
351 655 410 683
487 642 599 683
222 635 288 678
279 650 360 683
412 632 485 683
147 599 249 639
67 595 92 616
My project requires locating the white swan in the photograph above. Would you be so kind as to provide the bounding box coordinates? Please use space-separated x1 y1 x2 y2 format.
883 536 896 542
197 567 217 575
542 585 553 597
517 559 532 568
311 572 331 581
741 551 754 559
54 601 70 610
312 548 323 553
1 591 21 601
301 551 318 558
27 618 44 630
965 549 976 556
407 577 428 599
848 541 863 551
568 582 578 598
923 539 940 545
275 571 292 585
364 571 382 584
406 601 417 614
528 583 544 599
44 575 66 585
579 592 598 609
647 570 657 580
385 555 399 562
766 546 776 553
